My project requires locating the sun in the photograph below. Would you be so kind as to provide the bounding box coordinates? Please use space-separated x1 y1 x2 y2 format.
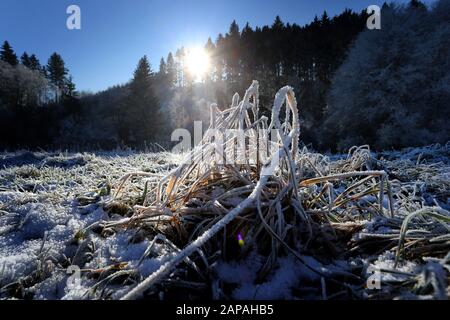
185 47 210 82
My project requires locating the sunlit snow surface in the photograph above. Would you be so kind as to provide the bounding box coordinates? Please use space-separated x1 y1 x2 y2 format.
0 145 449 300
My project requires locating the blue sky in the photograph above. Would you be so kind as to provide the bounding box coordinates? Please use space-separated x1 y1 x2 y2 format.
0 0 436 92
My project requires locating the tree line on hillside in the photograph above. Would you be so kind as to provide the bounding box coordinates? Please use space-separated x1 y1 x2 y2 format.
153 0 450 151
158 9 369 146
0 0 448 151
0 42 163 149
0 42 77 148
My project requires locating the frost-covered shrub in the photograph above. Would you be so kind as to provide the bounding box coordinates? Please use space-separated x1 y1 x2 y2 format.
0 60 48 107
325 0 450 151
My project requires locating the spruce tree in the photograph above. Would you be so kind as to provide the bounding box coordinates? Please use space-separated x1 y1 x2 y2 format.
409 0 426 9
158 57 169 88
204 38 216 82
64 76 77 98
272 16 284 30
0 41 18 66
123 56 161 146
159 57 167 75
29 54 42 71
21 52 31 68
46 53 68 102
175 48 186 87
225 21 241 93
214 34 226 82
166 52 176 87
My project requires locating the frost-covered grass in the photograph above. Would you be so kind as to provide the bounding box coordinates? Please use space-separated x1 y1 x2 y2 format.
0 144 449 300
0 150 181 299
1 80 450 300
1 83 450 301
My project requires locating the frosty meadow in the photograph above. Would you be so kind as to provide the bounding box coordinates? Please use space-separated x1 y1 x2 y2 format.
1 0 449 302
1 81 449 300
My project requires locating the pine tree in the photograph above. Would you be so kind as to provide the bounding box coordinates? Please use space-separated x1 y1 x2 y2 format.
21 52 31 68
214 34 226 82
271 16 285 77
122 56 162 146
272 16 284 30
205 37 215 53
204 37 216 82
409 0 426 9
64 76 76 98
321 11 331 27
159 57 167 75
228 20 240 37
0 41 18 66
225 21 241 93
175 48 186 87
240 23 256 84
157 57 168 88
166 52 176 87
46 53 68 102
29 54 42 71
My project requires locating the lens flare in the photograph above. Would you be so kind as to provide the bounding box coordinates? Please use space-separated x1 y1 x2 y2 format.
237 233 245 247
